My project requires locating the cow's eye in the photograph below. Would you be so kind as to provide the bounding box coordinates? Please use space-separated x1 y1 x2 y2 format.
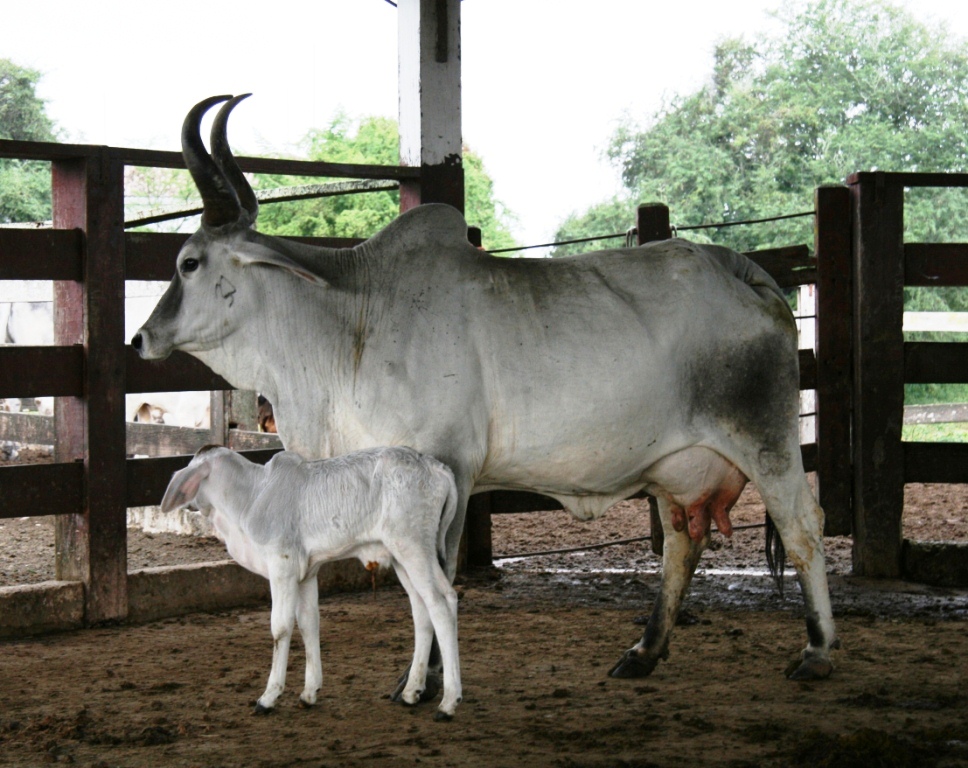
180 258 200 274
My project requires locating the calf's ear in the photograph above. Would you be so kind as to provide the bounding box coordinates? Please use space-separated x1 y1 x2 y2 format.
161 462 212 512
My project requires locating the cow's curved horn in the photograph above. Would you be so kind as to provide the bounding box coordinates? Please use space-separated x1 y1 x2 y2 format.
211 94 259 225
181 94 242 228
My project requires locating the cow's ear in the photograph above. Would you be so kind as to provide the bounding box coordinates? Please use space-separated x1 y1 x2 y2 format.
161 461 211 512
233 241 330 287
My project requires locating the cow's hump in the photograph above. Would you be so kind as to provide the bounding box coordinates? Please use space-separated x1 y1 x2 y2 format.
366 204 470 254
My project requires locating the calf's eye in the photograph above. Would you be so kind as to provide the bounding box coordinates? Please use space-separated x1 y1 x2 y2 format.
181 258 200 274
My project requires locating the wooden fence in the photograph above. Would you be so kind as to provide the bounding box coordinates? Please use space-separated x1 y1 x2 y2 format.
3 145 968 627
849 172 968 578
0 138 419 624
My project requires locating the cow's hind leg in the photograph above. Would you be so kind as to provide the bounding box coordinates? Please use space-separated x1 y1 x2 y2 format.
609 497 705 678
758 471 838 679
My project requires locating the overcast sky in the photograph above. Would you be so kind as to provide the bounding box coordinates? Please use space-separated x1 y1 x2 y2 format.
3 0 968 252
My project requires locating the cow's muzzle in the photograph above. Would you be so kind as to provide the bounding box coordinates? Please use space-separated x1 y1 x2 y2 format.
130 329 170 360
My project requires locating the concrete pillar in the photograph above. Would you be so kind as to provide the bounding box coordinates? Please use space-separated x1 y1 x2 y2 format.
398 0 464 212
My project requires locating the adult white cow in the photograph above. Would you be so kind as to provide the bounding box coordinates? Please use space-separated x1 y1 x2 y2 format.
133 95 837 694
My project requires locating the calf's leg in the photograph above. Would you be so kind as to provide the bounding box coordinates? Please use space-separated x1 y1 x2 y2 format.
393 552 462 720
255 574 298 713
391 477 471 703
295 575 322 707
392 566 435 705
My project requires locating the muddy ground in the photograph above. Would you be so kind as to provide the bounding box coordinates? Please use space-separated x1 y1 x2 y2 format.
2 449 968 766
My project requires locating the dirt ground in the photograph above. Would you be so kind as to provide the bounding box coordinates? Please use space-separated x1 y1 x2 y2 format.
2 449 968 766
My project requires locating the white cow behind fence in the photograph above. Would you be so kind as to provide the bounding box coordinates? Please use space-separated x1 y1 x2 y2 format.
1 283 210 428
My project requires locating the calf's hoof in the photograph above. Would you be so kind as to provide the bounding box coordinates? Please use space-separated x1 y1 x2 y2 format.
400 688 424 707
253 701 274 716
433 709 454 722
608 649 659 679
785 656 833 680
391 670 441 704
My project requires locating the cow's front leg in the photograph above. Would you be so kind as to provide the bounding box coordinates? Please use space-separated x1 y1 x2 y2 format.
609 496 706 678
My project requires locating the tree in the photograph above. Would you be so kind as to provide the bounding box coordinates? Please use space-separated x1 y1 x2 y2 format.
552 198 635 256
555 0 968 403
558 0 968 251
0 59 57 223
596 0 968 252
255 113 517 251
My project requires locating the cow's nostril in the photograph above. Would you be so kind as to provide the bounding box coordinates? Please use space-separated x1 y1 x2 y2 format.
132 333 143 350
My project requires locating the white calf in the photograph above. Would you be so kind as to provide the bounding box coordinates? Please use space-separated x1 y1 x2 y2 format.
161 445 462 720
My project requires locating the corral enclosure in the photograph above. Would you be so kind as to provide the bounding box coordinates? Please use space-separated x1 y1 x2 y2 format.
1 0 967 630
2 0 968 763
2 159 968 764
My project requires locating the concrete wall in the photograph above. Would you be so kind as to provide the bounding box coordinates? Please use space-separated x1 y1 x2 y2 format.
0 558 389 639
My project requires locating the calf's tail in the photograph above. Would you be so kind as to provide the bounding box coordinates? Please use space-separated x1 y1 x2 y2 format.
436 468 460 571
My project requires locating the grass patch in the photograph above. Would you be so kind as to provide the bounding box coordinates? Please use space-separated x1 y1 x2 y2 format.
902 422 968 443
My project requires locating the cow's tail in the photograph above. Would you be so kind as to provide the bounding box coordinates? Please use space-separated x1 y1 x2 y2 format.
436 465 460 572
765 517 787 597
710 241 793 593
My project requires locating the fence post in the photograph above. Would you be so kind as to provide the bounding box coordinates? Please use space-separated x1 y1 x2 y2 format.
636 202 672 243
52 149 128 623
814 185 853 536
848 172 905 577
635 203 671 555
210 390 259 445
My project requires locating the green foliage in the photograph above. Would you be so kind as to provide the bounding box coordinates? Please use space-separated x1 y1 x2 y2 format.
0 59 57 223
575 0 968 254
551 197 636 257
255 113 517 251
902 420 968 442
463 151 517 252
0 59 54 141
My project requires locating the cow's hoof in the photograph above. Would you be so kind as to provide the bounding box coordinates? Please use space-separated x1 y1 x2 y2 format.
253 702 274 715
608 650 658 679
785 656 833 680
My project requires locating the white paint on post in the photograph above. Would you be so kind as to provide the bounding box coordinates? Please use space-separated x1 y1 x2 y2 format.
398 0 462 168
